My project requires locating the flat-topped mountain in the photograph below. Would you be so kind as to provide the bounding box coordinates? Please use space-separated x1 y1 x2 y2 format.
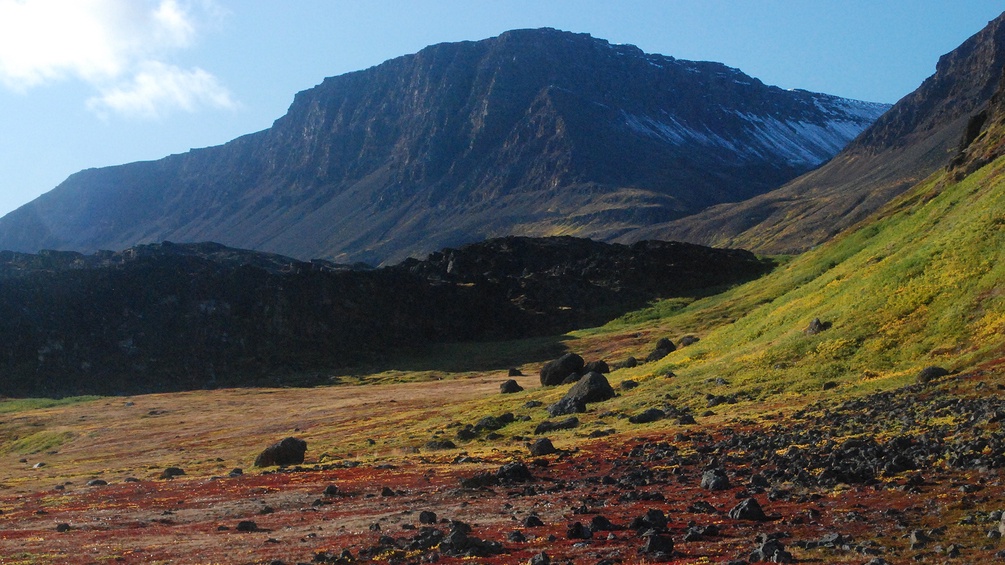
0 28 886 265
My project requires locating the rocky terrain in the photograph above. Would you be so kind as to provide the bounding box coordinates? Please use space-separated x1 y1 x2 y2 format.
0 237 770 397
0 28 886 265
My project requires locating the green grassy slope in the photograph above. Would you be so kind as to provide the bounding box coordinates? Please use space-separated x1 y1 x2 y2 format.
612 155 1005 410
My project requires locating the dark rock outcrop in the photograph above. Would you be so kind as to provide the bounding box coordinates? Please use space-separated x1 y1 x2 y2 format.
500 379 524 394
562 372 616 404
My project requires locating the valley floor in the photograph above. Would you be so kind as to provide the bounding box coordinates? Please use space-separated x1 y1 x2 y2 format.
3 363 1005 565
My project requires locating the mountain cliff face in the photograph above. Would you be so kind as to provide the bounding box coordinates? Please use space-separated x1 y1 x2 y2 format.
625 12 1005 253
0 28 886 265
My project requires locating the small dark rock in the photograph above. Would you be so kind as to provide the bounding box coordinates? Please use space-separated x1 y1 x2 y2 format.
323 484 340 497
701 468 730 491
161 467 186 479
55 523 71 532
620 379 639 390
567 521 592 539
500 379 524 394
645 338 676 362
917 366 950 384
426 440 457 450
679 335 700 347
534 417 579 434
629 408 665 424
236 520 258 532
419 511 437 524
546 397 586 417
254 437 307 467
529 438 557 456
641 533 674 556
804 318 831 335
86 479 108 486
529 551 551 565
508 368 523 377
563 371 616 404
729 498 768 521
584 360 610 374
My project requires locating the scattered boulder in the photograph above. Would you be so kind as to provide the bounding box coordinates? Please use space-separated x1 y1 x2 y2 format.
323 484 340 497
822 380 838 391
640 533 675 559
160 467 186 479
563 372 616 404
804 318 831 335
700 468 730 491
645 338 676 363
620 379 639 390
567 521 592 539
426 440 457 450
496 461 534 483
584 360 610 374
524 515 545 528
729 497 768 521
560 373 582 384
629 408 665 424
540 353 585 386
500 379 524 394
55 523 71 532
678 335 700 347
86 479 108 486
534 417 579 435
529 438 557 456
547 397 586 417
917 366 950 384
236 520 258 532
508 368 523 377
419 511 437 525
613 356 638 370
254 437 307 467
529 551 551 565
749 533 793 563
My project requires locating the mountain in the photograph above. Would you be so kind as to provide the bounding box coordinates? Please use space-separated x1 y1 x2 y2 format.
624 11 1005 253
0 28 886 266
0 237 770 397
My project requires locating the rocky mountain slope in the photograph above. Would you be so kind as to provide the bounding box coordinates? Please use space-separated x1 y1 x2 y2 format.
0 28 886 265
625 11 1005 253
0 237 770 397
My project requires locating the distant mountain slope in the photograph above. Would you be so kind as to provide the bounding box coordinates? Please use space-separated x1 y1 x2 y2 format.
624 11 1005 254
0 28 886 266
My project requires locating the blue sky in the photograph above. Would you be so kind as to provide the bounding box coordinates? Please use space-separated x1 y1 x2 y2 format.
0 1 1002 218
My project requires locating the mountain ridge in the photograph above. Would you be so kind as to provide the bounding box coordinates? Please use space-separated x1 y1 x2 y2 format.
622 12 1005 253
0 28 887 265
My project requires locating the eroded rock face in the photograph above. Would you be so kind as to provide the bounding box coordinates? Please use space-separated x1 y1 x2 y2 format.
254 437 307 467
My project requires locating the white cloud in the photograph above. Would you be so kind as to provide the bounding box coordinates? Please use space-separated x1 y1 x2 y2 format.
87 61 235 118
0 0 234 118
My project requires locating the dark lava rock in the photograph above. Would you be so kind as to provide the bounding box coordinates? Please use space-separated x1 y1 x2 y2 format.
508 530 526 542
508 368 523 377
563 371 616 404
750 534 793 563
630 509 668 533
620 379 639 390
419 511 437 524
524 400 543 409
917 366 950 383
613 356 638 370
534 417 579 434
425 439 457 450
55 523 71 532
540 353 585 386
500 379 524 394
456 425 478 440
380 486 396 497
567 521 592 539
160 467 186 479
590 515 618 531
560 373 582 385
729 498 768 521
584 360 610 374
629 408 665 424
475 416 506 431
529 438 557 456
524 515 545 528
701 468 731 491
679 335 700 347
496 461 534 483
804 317 831 335
641 533 675 557
86 479 108 486
546 397 586 417
529 552 551 565
254 437 307 467
323 484 340 497
236 520 258 532
822 380 838 391
645 338 676 362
